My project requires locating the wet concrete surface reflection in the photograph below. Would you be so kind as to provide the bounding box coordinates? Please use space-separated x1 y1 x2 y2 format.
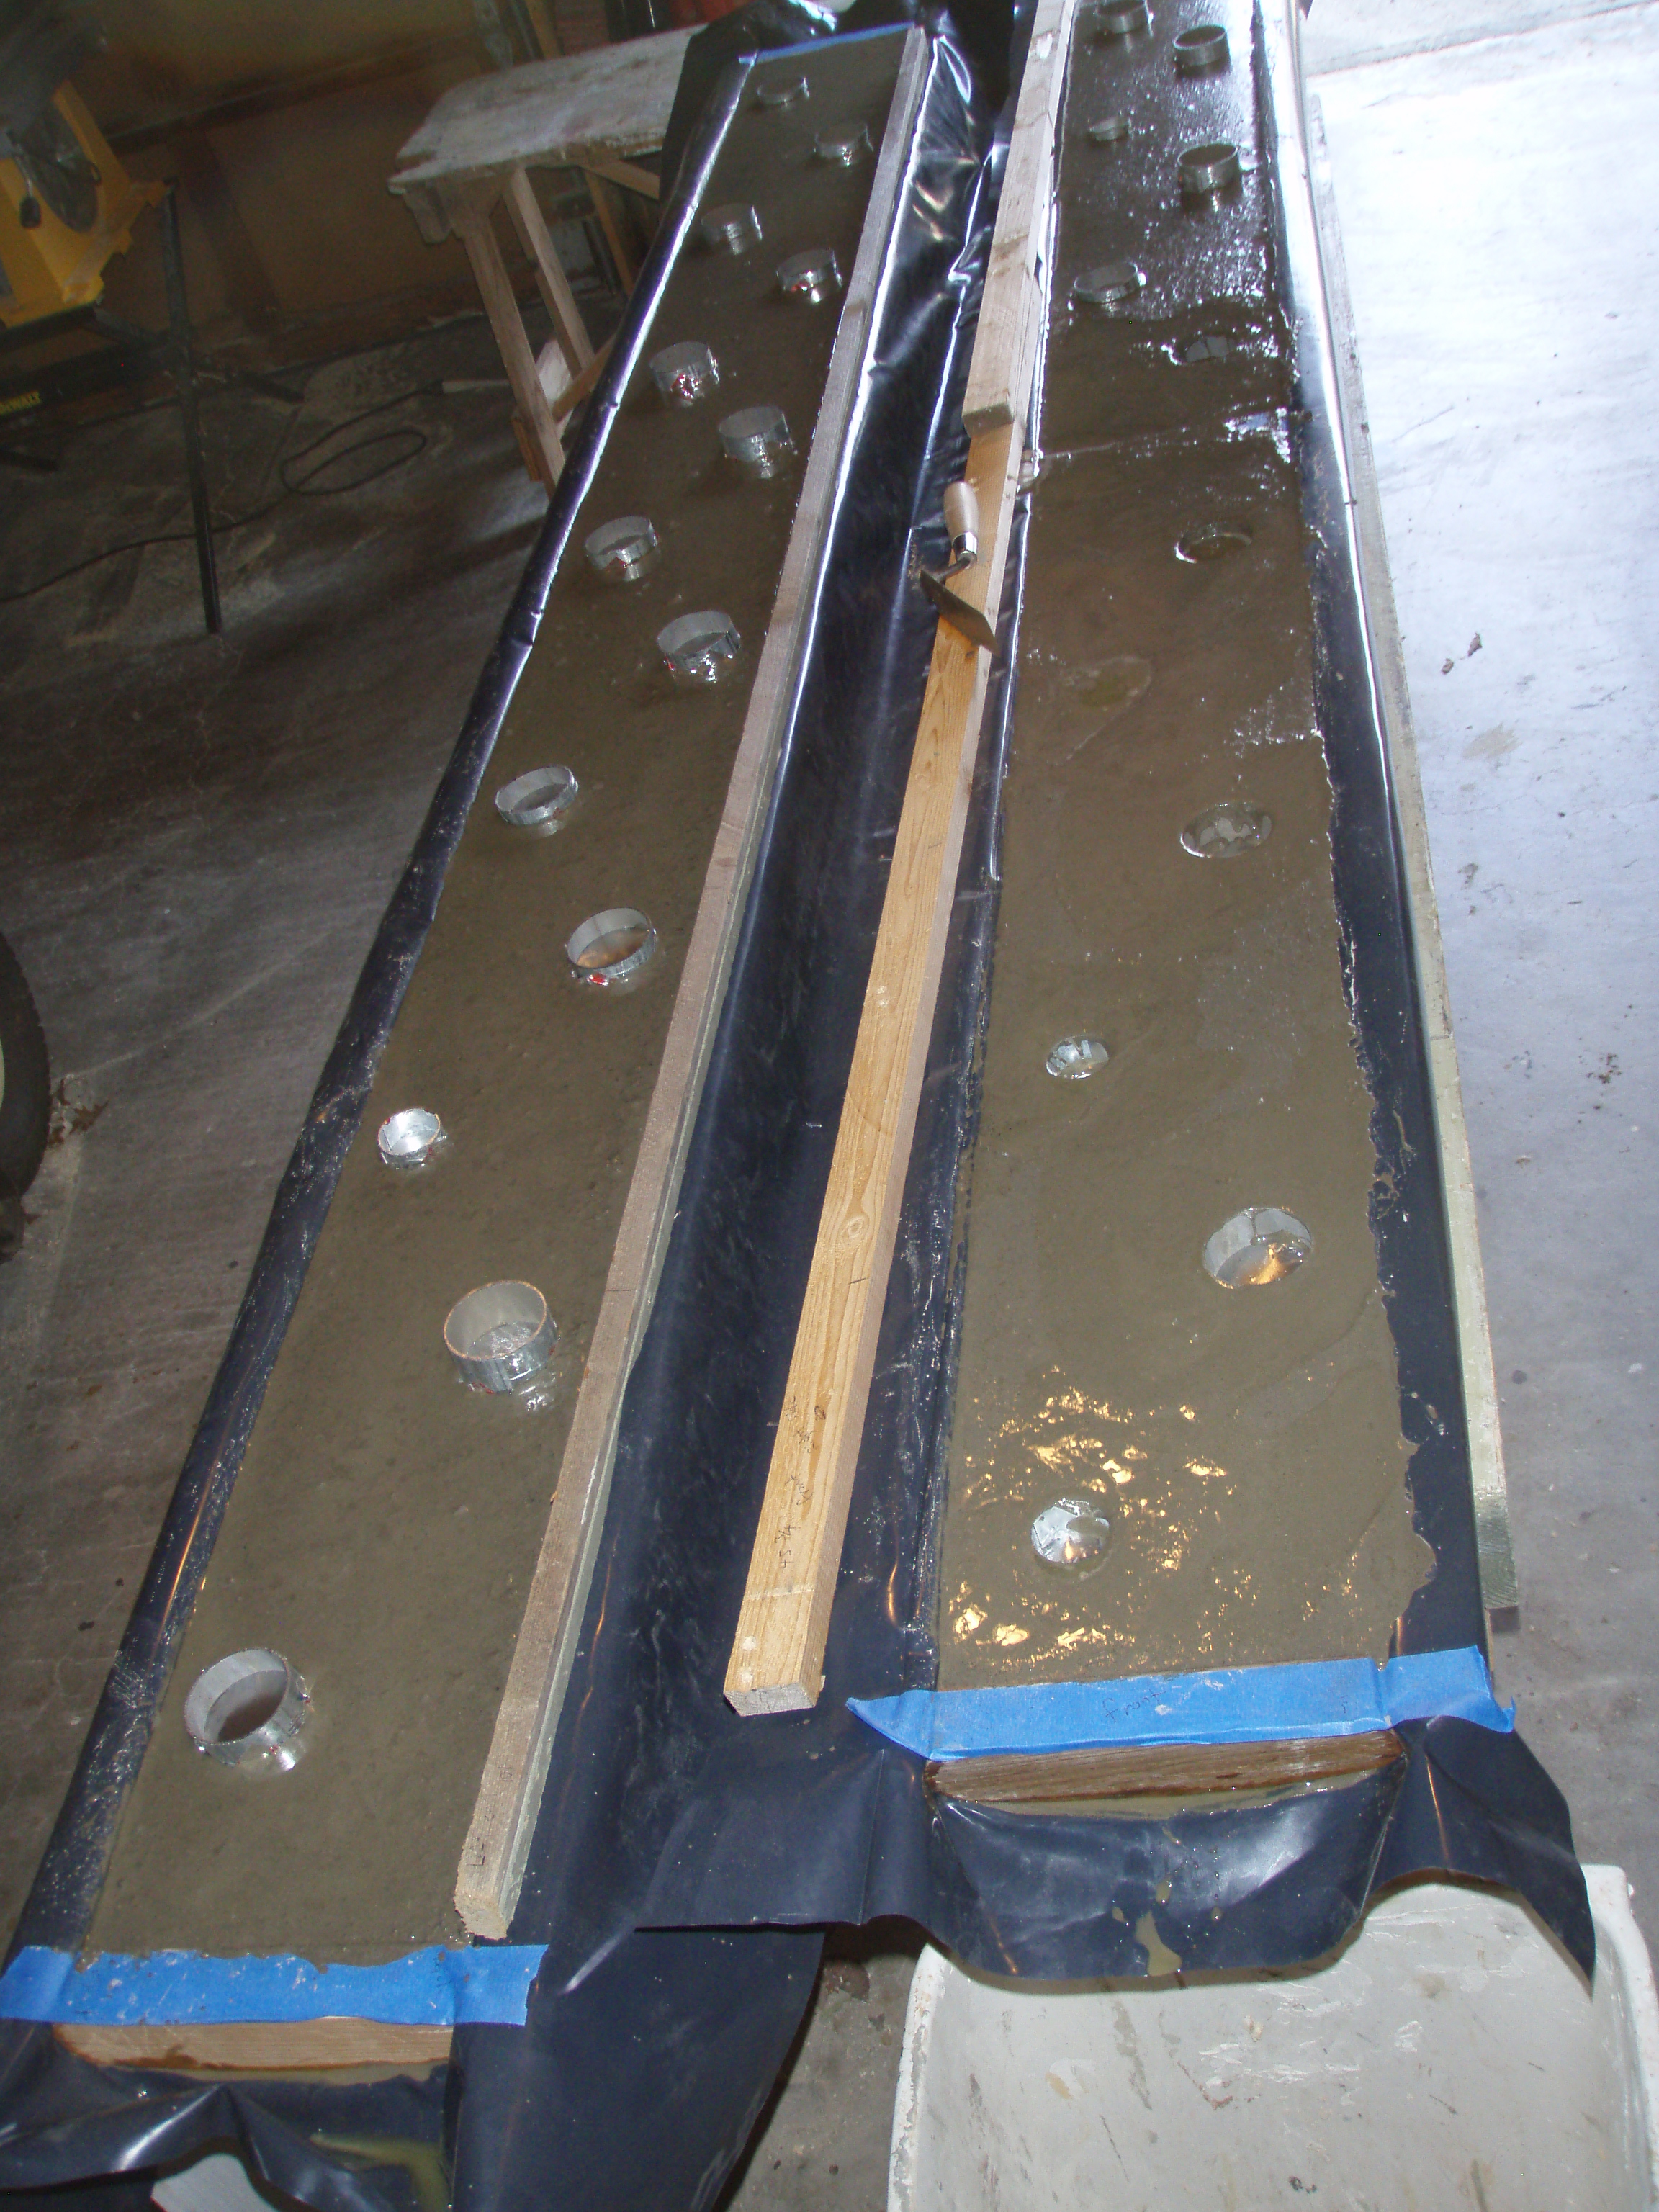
938 420 1432 1688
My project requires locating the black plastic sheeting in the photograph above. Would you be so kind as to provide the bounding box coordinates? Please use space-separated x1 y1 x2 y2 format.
495 3 1590 2000
0 4 1591 2206
0 24 995 2212
656 0 1015 195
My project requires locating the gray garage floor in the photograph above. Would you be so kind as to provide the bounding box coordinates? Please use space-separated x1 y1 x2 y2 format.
1 0 1655 2198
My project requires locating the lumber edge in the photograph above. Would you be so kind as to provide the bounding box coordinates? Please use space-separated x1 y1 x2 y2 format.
54 2019 451 2073
454 28 934 1941
724 418 1022 1716
960 0 1078 436
724 0 1069 1717
925 1730 1406 1806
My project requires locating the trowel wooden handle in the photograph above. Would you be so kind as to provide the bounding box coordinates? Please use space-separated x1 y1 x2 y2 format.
943 480 979 544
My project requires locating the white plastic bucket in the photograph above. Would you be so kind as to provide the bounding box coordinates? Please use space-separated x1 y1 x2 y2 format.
891 1869 1659 2210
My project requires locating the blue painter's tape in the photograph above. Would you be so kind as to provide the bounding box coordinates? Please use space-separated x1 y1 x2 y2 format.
0 1943 544 2028
848 1648 1513 1761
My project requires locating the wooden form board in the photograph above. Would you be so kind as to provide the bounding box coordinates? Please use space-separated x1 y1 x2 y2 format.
926 1731 1405 1807
55 2020 451 2073
388 28 694 240
1303 96 1518 1625
724 425 1020 1714
724 0 1070 1717
454 30 934 1940
961 0 1079 438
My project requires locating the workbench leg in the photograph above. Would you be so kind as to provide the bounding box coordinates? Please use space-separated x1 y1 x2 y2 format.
583 168 639 292
159 184 222 637
454 203 565 493
505 166 595 376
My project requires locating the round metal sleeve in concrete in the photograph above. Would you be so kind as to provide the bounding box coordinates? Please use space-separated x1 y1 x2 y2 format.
1180 799 1272 858
1030 1498 1113 1571
755 73 808 109
814 126 871 166
1074 261 1145 307
1179 140 1242 195
585 515 659 583
444 1279 557 1390
1096 0 1151 37
777 248 842 303
1088 112 1132 145
649 341 719 406
1175 518 1253 562
701 201 762 254
377 1107 444 1168
565 907 657 986
1046 1035 1110 1079
1174 22 1230 71
495 763 578 830
184 1649 308 1768
719 405 793 479
657 610 742 683
1202 1207 1313 1288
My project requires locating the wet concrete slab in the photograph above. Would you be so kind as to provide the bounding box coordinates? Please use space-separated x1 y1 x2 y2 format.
938 424 1431 1686
938 0 1431 1692
84 36 908 1966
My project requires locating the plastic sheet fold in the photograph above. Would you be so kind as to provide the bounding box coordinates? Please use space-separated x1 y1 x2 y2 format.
0 6 1592 2207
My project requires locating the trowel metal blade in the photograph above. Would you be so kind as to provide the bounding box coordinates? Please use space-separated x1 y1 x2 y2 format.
919 569 998 655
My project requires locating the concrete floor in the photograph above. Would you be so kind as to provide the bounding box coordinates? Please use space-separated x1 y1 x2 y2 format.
1 0 1655 2199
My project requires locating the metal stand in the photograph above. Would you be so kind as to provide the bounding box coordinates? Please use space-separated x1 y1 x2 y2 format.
0 183 222 634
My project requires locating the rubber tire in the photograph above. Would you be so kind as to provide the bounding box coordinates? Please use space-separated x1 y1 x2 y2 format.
0 932 50 1197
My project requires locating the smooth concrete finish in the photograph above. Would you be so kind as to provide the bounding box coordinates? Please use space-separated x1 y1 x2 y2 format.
1310 0 1659 1938
0 319 544 1947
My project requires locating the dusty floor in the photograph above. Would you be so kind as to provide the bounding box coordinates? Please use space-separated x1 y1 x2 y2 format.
1 0 1656 2197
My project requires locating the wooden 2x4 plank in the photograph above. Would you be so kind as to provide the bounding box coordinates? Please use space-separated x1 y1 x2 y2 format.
723 0 1071 1717
961 0 1079 437
724 421 1020 1715
454 31 933 1940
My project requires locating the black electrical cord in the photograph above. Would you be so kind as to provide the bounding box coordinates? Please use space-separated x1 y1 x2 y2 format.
0 383 444 607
